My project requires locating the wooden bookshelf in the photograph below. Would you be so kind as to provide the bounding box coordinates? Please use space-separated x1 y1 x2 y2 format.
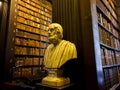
97 0 120 89
5 0 52 81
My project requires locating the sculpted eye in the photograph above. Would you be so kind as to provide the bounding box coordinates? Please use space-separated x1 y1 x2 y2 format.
48 28 54 32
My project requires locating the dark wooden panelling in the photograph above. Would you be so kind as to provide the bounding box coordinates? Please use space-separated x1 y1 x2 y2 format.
0 1 4 89
0 0 9 88
52 0 82 58
4 0 17 82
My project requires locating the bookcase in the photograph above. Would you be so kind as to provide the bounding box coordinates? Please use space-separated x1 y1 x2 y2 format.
5 0 52 81
96 0 120 89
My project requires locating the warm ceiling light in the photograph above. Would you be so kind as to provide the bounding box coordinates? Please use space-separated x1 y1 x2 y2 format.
0 1 2 4
0 1 2 8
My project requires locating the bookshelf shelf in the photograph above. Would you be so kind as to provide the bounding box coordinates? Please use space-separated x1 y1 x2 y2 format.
100 42 120 52
16 28 48 38
15 35 40 41
12 65 43 68
16 28 41 36
15 44 41 48
14 54 44 57
103 64 120 69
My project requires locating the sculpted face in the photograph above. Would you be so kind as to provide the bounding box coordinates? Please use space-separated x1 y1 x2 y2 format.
48 23 63 44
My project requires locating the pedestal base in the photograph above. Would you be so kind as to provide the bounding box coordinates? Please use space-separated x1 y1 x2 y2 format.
42 68 70 86
36 82 75 90
42 76 70 86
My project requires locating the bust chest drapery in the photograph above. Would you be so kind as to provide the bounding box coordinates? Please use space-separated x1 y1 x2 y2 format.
44 40 77 68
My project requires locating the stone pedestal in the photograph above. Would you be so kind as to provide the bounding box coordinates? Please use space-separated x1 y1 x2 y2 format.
42 69 70 86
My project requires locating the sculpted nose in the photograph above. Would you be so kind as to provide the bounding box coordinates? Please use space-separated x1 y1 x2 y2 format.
48 30 50 34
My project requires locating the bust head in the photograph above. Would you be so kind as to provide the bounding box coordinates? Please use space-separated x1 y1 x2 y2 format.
48 23 63 45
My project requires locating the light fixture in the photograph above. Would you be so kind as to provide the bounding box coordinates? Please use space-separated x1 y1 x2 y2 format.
0 1 2 5
0 1 2 8
0 1 2 4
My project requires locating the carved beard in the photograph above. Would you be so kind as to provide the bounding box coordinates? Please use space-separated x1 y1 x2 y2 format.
49 34 60 44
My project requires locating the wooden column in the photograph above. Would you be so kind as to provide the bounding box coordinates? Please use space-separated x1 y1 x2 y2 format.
0 0 9 88
79 0 105 89
4 0 18 81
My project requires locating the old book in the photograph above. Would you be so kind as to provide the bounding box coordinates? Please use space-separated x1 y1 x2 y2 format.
101 47 106 66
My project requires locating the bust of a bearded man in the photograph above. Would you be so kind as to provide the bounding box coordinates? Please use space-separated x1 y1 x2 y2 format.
42 23 77 86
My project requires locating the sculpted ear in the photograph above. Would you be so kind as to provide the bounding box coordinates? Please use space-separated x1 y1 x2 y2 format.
57 32 63 39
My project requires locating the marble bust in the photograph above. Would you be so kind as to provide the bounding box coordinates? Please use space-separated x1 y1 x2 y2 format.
42 23 77 86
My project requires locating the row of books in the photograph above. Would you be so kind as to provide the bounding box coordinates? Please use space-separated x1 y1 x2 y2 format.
15 37 40 47
17 4 52 21
101 47 120 66
17 0 52 17
17 13 50 26
15 37 47 48
31 0 52 10
101 0 117 20
16 23 48 36
97 12 119 35
97 0 119 29
108 0 116 10
23 0 52 13
40 35 48 42
99 26 120 49
23 0 52 11
103 67 119 90
15 46 45 56
16 30 40 40
16 29 49 41
17 11 49 29
16 22 47 32
13 66 43 78
15 57 43 66
97 0 110 20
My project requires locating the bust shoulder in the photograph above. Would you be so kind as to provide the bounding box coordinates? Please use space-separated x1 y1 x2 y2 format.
47 40 75 49
62 40 76 48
